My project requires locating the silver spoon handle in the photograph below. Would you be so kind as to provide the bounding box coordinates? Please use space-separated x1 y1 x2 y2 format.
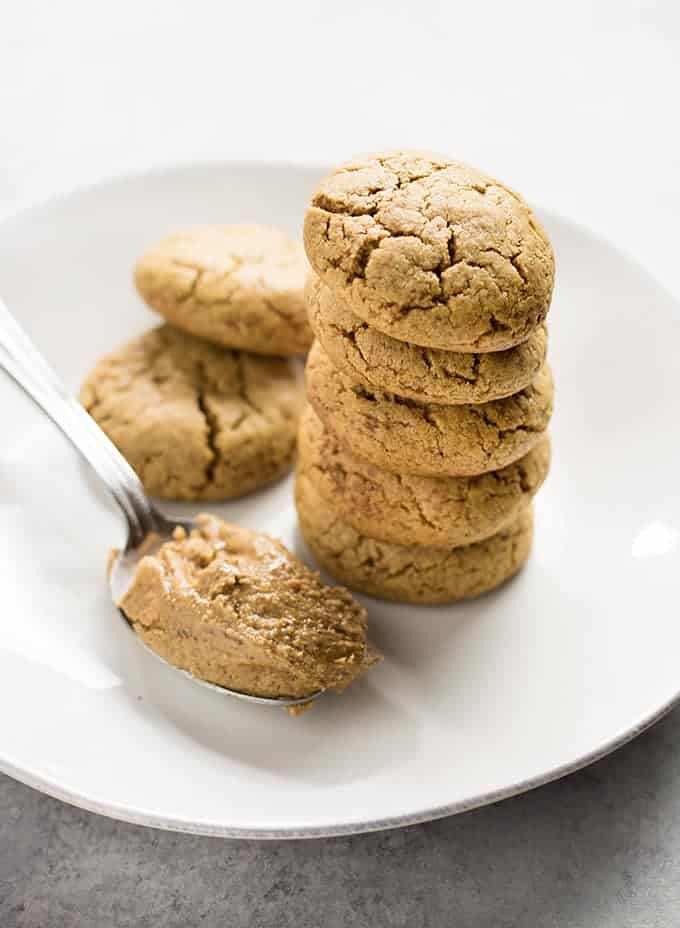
0 296 163 548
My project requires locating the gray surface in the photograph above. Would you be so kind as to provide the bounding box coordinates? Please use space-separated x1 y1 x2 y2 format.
2 710 680 927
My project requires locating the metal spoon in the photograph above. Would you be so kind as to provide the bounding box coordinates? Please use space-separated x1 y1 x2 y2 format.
0 296 319 708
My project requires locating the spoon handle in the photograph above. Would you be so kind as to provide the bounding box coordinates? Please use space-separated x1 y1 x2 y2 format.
0 297 163 548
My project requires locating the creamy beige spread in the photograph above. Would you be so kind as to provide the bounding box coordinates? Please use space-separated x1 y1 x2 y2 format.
117 515 380 703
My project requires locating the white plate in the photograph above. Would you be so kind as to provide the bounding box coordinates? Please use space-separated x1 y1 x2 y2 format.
1 161 679 839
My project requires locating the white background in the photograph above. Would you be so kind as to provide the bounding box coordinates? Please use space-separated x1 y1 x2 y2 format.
2 0 680 296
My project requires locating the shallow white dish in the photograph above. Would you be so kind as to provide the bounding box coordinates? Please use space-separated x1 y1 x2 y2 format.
1 161 679 839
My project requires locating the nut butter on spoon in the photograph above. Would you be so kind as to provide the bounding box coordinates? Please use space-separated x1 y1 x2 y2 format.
0 296 380 711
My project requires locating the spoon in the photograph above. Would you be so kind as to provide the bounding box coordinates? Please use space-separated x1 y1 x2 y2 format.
0 297 319 708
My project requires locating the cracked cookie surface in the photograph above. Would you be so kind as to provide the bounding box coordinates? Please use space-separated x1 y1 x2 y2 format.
118 514 380 699
80 325 303 500
304 151 554 351
305 342 553 477
298 406 550 548
307 273 548 404
135 224 313 355
296 473 534 604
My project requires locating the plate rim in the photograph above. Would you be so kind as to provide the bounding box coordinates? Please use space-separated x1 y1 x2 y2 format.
1 158 679 840
0 697 676 839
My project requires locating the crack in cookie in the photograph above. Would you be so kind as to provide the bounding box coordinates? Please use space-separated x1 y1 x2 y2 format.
80 325 303 500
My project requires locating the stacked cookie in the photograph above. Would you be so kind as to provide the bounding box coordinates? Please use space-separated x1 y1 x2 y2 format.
295 152 555 603
81 224 312 501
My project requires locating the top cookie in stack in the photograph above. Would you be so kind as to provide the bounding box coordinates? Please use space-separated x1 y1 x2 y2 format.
296 151 555 604
303 151 554 353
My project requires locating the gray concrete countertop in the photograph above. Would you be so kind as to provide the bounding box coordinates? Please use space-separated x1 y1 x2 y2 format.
1 705 679 928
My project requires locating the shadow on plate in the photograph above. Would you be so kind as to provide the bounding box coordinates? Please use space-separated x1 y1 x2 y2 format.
115 618 421 788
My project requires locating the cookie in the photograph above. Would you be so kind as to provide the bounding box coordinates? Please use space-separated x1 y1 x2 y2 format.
306 274 548 405
298 405 550 548
305 342 553 477
304 151 554 352
80 325 303 500
135 224 313 356
296 472 534 604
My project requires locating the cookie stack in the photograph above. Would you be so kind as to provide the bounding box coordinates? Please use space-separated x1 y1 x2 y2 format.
81 224 312 501
295 152 555 603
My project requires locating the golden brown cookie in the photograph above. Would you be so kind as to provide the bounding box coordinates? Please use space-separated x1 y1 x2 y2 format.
304 151 554 352
80 325 303 500
305 342 553 477
135 224 313 356
306 274 548 404
118 514 380 700
296 472 534 604
298 406 550 548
